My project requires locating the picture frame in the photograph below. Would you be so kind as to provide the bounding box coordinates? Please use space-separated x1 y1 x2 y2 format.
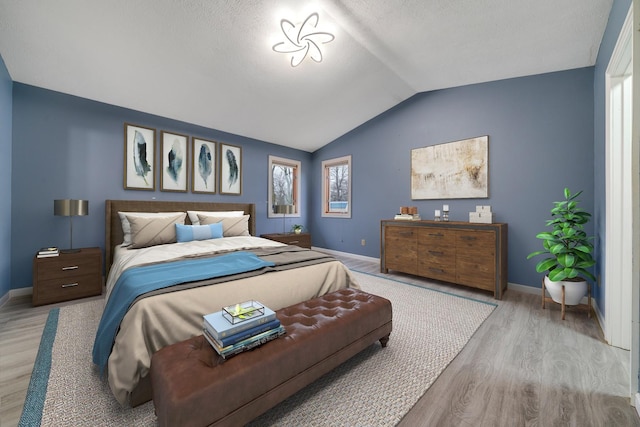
191 137 216 194
411 135 489 199
160 131 189 192
219 143 242 195
124 123 156 191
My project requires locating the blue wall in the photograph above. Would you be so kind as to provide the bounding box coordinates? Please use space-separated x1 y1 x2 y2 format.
10 84 311 289
311 68 595 289
0 55 12 298
5 2 628 296
592 0 632 315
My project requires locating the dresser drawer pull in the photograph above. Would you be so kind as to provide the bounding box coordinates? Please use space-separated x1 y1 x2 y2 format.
397 231 413 237
62 266 79 271
288 240 300 244
61 282 79 288
428 233 444 237
428 250 444 256
460 236 477 241
429 267 445 274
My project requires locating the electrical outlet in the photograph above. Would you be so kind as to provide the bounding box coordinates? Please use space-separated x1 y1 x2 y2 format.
361 239 366 246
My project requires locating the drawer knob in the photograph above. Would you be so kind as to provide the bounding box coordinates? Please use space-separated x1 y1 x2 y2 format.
61 282 79 288
62 266 79 271
428 250 444 256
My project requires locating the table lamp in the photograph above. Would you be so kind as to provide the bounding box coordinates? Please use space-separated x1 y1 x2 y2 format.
274 204 294 234
54 199 89 253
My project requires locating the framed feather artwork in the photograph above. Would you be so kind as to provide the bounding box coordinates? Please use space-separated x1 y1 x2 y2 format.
160 131 188 192
191 137 216 194
219 143 242 195
124 123 156 191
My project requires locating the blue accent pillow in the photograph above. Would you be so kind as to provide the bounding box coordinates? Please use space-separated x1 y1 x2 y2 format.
176 223 224 242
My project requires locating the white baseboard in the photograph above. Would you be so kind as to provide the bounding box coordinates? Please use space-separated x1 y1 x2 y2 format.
311 246 380 264
0 286 32 309
635 393 640 417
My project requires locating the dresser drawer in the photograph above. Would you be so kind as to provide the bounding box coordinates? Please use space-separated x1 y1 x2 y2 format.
384 226 417 274
456 230 495 291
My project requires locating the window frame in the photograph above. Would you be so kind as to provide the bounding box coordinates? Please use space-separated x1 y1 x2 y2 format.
321 155 352 218
268 155 301 219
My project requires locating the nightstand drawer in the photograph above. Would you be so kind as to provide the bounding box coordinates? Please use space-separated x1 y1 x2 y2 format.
34 274 102 305
260 233 311 249
35 255 101 280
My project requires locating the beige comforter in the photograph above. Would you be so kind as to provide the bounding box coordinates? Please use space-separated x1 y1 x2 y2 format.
103 237 359 405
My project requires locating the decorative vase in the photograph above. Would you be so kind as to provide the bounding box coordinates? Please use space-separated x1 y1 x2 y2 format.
294 229 302 234
544 275 588 305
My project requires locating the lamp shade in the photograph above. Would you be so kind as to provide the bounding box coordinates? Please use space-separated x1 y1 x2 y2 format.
275 204 294 215
54 199 89 217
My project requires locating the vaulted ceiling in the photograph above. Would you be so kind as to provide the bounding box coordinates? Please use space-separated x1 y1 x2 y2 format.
0 1 613 152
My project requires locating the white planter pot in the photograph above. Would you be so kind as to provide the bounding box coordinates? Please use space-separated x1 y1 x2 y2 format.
544 275 588 306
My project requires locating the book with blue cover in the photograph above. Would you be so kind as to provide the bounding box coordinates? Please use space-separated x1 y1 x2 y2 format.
206 318 282 348
203 325 286 359
203 302 276 339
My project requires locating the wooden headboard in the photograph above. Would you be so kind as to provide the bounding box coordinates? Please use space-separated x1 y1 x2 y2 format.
105 200 256 273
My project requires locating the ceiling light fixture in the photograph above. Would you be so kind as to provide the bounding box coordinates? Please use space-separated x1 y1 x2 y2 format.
272 12 335 67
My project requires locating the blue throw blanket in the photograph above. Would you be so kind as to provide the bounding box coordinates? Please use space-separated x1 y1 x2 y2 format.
92 251 275 371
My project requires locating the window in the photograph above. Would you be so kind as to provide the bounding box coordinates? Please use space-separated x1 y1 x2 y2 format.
268 156 301 219
322 155 351 218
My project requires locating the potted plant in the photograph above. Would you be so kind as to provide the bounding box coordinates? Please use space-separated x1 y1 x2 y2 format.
526 187 596 305
291 224 304 234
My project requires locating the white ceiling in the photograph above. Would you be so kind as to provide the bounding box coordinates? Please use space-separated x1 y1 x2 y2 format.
0 0 613 152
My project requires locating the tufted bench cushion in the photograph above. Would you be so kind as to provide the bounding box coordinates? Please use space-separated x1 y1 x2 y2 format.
150 288 392 427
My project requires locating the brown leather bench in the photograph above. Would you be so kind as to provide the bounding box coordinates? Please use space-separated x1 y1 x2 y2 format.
150 288 392 427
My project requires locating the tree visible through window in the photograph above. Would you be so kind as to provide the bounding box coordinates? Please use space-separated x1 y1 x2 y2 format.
268 156 300 218
322 155 351 218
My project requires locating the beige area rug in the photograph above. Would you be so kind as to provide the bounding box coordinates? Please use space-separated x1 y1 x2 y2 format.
21 271 496 426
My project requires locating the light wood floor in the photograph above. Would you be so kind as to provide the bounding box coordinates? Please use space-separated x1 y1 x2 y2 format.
1 253 639 426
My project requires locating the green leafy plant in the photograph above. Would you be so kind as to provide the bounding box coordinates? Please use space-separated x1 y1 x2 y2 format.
291 224 304 232
527 187 596 282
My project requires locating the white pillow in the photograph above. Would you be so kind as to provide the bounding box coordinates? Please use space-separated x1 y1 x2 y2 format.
118 212 185 246
187 210 244 226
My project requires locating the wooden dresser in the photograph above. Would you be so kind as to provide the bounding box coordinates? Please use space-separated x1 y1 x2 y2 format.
32 247 103 306
380 220 508 299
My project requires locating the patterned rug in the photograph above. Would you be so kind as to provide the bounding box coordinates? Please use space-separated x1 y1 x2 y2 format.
19 271 496 426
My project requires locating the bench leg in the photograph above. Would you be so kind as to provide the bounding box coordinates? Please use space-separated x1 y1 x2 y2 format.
379 334 390 348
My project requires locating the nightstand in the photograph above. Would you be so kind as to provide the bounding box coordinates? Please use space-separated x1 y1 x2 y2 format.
260 232 311 249
32 247 103 306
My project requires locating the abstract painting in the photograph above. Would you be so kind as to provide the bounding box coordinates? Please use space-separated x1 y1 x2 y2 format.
411 136 489 199
124 123 156 190
160 131 188 192
192 137 216 194
220 143 242 195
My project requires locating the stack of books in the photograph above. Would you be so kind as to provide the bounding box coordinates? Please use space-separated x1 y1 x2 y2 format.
203 301 285 359
37 247 59 258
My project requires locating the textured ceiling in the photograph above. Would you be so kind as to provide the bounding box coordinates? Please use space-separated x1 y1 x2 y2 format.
0 0 613 152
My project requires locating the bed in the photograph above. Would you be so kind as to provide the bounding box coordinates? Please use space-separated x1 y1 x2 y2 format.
95 200 360 406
